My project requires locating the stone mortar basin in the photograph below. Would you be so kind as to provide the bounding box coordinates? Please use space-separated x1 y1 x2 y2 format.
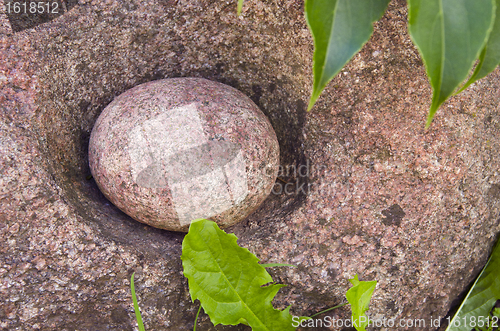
1 0 499 329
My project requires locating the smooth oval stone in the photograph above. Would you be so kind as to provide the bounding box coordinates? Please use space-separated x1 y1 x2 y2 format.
89 78 279 232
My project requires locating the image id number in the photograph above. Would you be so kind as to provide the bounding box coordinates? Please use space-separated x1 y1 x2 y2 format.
446 315 499 328
5 2 59 14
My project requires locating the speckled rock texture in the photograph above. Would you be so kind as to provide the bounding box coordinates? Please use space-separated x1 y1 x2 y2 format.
89 78 279 232
1 0 500 329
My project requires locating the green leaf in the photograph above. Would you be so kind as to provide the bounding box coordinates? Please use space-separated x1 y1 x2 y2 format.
345 274 377 331
305 0 390 111
459 0 500 93
181 219 299 331
130 272 146 331
446 239 500 331
407 0 496 128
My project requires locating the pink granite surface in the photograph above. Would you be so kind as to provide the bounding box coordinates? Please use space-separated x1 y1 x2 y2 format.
0 0 499 330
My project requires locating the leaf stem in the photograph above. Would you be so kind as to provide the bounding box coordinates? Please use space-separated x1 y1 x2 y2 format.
237 0 243 16
131 272 146 331
259 263 296 268
309 303 347 318
193 304 202 331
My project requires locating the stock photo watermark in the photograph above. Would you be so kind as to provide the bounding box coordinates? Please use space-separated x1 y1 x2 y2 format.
291 315 499 329
271 159 329 196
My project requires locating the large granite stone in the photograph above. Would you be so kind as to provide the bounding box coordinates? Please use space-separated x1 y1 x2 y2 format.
1 0 500 330
89 78 279 232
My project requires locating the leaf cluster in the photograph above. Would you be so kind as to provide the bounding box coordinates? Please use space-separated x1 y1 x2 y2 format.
180 219 377 330
238 0 500 127
302 0 500 127
128 219 378 331
129 222 499 331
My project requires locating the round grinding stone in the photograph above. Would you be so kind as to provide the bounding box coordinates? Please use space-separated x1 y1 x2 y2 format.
89 78 279 232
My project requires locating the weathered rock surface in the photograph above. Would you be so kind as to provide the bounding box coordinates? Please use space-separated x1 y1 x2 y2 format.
89 78 279 232
1 0 499 330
